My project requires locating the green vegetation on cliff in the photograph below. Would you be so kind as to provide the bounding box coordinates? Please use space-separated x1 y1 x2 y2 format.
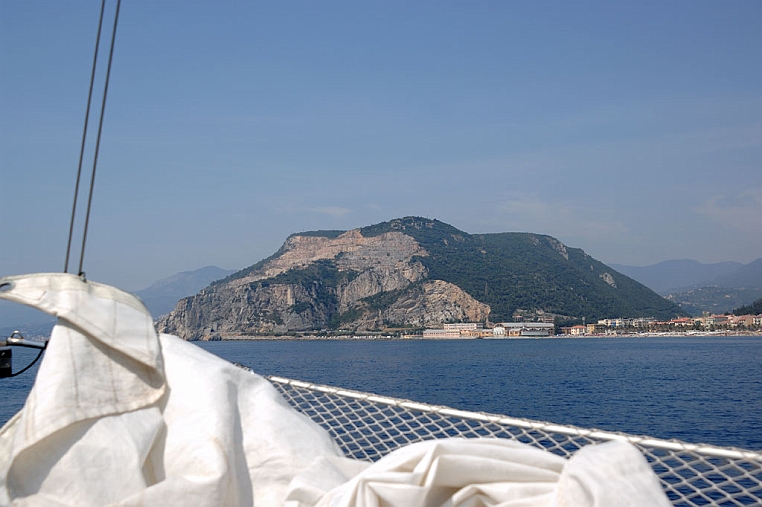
360 217 680 322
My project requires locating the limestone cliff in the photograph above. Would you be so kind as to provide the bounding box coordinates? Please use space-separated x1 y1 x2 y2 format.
157 227 490 339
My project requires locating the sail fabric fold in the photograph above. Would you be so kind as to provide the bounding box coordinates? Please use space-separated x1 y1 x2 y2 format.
284 438 671 507
0 273 342 507
0 273 671 507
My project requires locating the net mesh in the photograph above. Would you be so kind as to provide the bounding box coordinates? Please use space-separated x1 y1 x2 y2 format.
269 376 762 507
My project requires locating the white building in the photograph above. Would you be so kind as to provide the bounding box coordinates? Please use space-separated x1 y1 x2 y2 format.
493 322 554 338
424 322 484 339
423 328 465 339
443 323 483 331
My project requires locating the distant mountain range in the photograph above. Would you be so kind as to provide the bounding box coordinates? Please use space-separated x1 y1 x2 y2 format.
0 266 234 338
608 260 742 294
133 266 236 318
610 258 762 315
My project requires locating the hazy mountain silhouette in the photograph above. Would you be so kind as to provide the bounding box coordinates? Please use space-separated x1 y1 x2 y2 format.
133 266 235 318
609 260 745 294
612 258 762 315
708 258 762 289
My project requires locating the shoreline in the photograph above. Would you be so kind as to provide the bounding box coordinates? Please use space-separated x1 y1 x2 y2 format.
198 330 762 342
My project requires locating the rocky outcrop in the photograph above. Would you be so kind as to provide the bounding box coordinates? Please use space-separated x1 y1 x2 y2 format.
351 280 490 329
336 260 428 312
157 228 489 339
599 272 617 288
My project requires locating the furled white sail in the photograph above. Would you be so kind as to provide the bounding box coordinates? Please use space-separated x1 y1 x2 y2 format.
0 273 342 507
0 273 670 507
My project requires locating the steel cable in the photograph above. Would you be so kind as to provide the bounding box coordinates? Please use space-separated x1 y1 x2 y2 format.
63 0 121 277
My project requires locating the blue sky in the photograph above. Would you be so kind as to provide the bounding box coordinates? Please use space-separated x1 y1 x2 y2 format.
1 1 760 292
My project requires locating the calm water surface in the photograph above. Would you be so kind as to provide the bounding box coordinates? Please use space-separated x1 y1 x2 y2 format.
2 337 760 450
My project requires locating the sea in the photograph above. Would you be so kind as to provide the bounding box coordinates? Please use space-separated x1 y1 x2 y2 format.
1 336 760 451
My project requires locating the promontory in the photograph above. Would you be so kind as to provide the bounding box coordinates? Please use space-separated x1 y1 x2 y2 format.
157 217 680 340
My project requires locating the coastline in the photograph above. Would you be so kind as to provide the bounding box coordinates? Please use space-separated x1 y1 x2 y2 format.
199 330 762 342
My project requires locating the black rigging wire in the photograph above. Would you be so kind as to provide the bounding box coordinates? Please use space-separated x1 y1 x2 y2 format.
64 0 106 274
63 0 122 277
1 332 48 379
79 0 121 277
8 346 47 378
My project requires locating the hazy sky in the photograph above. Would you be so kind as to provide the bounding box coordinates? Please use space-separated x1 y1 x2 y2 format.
1 1 760 292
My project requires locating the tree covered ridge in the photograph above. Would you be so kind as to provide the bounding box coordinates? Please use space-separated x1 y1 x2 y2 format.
733 298 762 316
357 217 680 321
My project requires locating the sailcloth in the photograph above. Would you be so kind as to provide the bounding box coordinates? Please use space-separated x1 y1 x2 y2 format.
0 273 342 507
0 273 670 507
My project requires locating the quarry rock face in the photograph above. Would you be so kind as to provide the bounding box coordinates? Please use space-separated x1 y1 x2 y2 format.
157 228 490 339
364 280 490 329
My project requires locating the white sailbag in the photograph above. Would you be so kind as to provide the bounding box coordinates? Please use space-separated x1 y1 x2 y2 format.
0 273 670 507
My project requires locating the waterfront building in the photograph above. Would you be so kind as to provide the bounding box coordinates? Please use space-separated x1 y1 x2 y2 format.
424 321 553 339
422 328 463 339
495 322 554 338
443 323 483 331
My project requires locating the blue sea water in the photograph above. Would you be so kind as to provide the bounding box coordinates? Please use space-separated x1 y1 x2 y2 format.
2 337 761 450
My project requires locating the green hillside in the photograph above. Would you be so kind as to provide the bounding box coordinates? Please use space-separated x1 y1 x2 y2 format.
733 297 762 316
360 217 680 322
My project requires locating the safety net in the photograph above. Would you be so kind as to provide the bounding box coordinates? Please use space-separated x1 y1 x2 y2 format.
269 376 761 507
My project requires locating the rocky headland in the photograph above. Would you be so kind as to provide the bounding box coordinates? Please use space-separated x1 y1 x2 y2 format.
157 217 680 340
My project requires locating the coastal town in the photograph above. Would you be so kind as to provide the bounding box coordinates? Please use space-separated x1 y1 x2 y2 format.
421 313 762 339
